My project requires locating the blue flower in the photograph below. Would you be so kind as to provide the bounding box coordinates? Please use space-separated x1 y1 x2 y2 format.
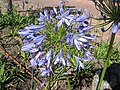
18 2 96 87
82 34 96 41
54 49 69 66
23 35 34 43
18 24 46 37
18 29 34 37
33 35 46 46
30 58 37 67
39 67 50 76
24 24 46 32
73 55 85 71
93 0 120 34
50 7 57 15
112 21 119 33
21 34 46 53
76 14 89 22
64 32 74 46
76 26 93 33
73 33 95 50
38 48 53 76
38 48 53 66
63 32 95 51
38 9 50 24
73 49 92 71
55 7 73 28
21 43 35 52
66 53 71 59
80 48 92 61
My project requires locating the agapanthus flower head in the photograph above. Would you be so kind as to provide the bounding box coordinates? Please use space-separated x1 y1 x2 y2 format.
19 1 96 87
93 0 120 33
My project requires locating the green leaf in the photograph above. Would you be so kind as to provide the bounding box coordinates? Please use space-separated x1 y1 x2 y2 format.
0 64 5 82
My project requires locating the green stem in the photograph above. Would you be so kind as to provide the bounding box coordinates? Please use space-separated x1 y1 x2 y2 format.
48 75 51 90
64 67 72 90
66 75 71 90
97 33 116 90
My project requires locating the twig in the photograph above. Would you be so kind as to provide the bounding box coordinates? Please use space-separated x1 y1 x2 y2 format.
0 47 44 90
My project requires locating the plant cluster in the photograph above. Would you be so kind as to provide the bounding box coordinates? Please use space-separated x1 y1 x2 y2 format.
18 1 96 89
0 0 120 90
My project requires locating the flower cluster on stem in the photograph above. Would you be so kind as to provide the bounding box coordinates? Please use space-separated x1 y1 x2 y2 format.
19 1 95 88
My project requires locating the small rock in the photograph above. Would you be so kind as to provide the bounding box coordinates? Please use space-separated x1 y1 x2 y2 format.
92 73 112 90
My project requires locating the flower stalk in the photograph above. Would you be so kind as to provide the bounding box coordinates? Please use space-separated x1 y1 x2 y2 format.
48 74 51 90
97 33 116 90
64 67 72 90
66 75 71 90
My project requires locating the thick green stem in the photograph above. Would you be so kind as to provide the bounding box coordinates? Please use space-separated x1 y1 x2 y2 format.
97 33 116 90
66 75 71 90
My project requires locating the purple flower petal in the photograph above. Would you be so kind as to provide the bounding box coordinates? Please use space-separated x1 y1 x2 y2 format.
74 55 84 71
60 7 64 14
21 43 35 51
82 34 96 40
25 24 45 32
28 48 39 53
76 14 89 22
54 49 67 66
39 68 49 76
54 24 58 32
33 35 46 45
64 19 70 26
46 48 53 68
112 21 119 33
65 32 74 46
74 39 82 50
78 38 87 43
66 53 71 59
23 35 34 42
30 58 37 67
57 20 63 27
53 7 57 14
64 10 70 16
40 81 46 87
82 26 93 32
18 29 33 37
99 0 103 3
